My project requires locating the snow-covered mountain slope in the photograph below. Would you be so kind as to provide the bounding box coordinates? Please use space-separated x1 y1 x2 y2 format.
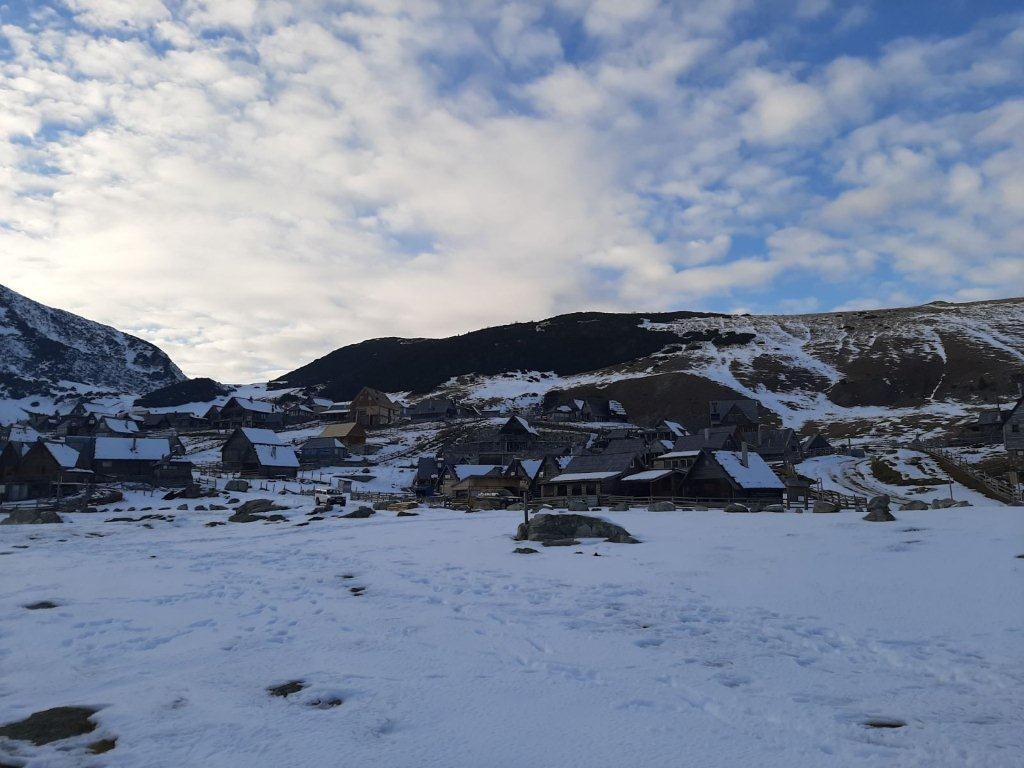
0 284 185 403
416 298 1024 434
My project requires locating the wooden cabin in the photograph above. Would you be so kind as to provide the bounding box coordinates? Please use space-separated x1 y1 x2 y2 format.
221 428 299 478
215 397 285 429
92 437 174 481
1005 396 1024 459
682 449 785 502
440 464 518 499
709 399 759 428
350 387 400 427
319 421 367 447
299 437 350 467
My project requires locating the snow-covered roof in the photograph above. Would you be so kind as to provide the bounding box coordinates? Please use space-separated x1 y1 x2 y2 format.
622 469 674 482
517 459 544 479
712 450 784 489
511 416 539 436
452 464 505 481
548 471 621 483
104 417 139 435
230 397 279 414
8 425 40 442
240 427 284 446
43 442 80 468
663 420 687 437
658 450 700 459
608 400 627 417
254 444 299 468
94 437 172 462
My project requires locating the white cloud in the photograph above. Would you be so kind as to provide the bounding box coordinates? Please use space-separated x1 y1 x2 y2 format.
0 2 1021 381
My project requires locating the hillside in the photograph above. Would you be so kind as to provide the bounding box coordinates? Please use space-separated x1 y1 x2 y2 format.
0 284 185 402
277 298 1024 432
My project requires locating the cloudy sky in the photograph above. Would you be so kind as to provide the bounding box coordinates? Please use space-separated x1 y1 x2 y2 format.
1 0 1022 382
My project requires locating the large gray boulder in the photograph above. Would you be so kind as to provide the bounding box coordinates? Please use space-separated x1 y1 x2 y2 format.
647 501 675 512
724 503 750 514
609 502 630 512
812 500 839 514
224 479 250 492
1 509 63 525
342 506 375 519
863 494 895 522
931 498 957 509
566 499 590 512
515 513 638 544
764 504 786 513
900 500 929 511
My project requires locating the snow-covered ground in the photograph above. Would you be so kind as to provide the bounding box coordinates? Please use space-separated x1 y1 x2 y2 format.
2 495 1021 767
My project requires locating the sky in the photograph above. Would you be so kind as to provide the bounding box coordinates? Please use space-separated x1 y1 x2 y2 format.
1 0 1023 383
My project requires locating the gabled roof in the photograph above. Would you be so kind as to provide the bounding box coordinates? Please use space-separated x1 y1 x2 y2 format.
621 469 674 482
673 427 736 452
94 437 172 462
320 422 364 439
661 420 688 438
103 417 140 435
562 452 635 475
353 387 398 409
710 450 784 490
42 442 80 468
710 399 759 421
253 444 299 468
415 456 439 482
547 471 621 483
239 427 284 446
515 458 544 480
501 416 539 436
226 397 279 414
301 437 347 451
451 464 506 481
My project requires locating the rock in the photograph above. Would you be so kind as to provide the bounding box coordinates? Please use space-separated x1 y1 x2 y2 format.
867 494 891 510
224 479 250 492
267 680 305 698
566 499 590 512
228 498 240 504
517 513 637 544
342 507 375 519
263 514 287 522
952 500 971 507
312 505 331 514
507 502 524 511
234 499 286 516
931 498 957 509
900 500 929 510
1 509 63 525
513 547 539 554
605 532 641 544
177 503 189 510
812 500 839 514
205 521 226 527
24 600 59 610
724 503 750 514
373 501 391 511
397 510 418 517
194 505 207 511
647 501 675 512
863 507 896 522
764 504 786 513
0 706 98 745
209 504 227 511
89 737 117 754
177 484 203 499
610 503 630 512
542 538 580 547
308 697 343 709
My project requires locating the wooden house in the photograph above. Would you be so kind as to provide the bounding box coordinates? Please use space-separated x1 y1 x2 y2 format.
508 455 561 496
12 441 91 498
350 388 400 427
1004 396 1024 459
709 399 759 428
543 397 628 423
92 437 174 481
653 449 701 471
539 451 640 500
620 468 685 498
154 458 195 487
405 397 476 422
412 456 440 497
95 417 142 437
800 433 834 456
956 408 1007 446
741 426 802 464
320 402 353 422
319 421 367 447
299 437 350 467
221 428 299 478
215 397 284 429
681 449 785 502
440 464 518 499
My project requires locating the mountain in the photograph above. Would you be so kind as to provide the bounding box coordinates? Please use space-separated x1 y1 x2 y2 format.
275 297 1024 432
0 284 185 401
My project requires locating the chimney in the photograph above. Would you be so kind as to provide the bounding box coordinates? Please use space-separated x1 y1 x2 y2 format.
741 442 749 467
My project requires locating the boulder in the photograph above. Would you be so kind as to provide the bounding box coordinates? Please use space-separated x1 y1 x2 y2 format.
863 507 896 522
542 538 580 547
515 513 638 544
610 503 630 512
867 494 890 510
647 501 675 512
373 502 391 511
1 509 63 525
224 479 250 492
513 547 539 554
234 499 285 516
0 706 98 745
566 499 590 512
764 504 786 513
952 500 971 507
931 498 957 509
397 510 419 517
342 507 375 519
724 503 750 514
507 502 525 511
812 500 839 514
177 503 189 510
900 500 929 511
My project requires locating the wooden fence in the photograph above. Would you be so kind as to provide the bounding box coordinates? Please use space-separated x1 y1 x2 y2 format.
917 446 1022 505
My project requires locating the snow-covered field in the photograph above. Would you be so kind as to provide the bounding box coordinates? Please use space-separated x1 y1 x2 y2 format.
2 495 1022 767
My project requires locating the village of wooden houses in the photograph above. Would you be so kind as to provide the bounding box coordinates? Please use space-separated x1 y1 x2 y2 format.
2 381 1023 516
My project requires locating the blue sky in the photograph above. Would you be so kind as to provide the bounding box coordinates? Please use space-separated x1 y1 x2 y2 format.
0 1 1022 381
